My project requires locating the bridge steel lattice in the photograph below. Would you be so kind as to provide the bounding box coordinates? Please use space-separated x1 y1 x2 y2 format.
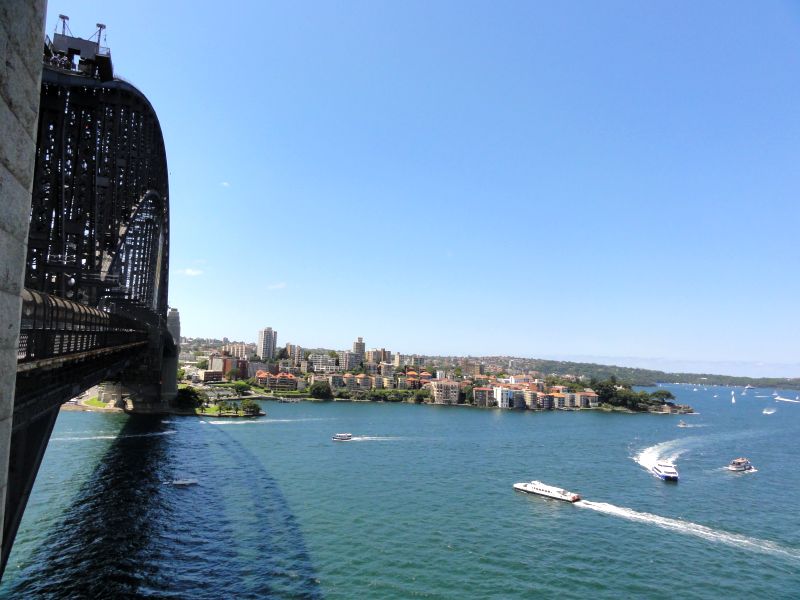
2 32 174 575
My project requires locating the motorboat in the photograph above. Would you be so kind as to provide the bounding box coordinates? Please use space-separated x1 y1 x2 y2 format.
332 432 353 442
513 480 581 502
172 479 199 487
677 420 689 428
727 457 755 472
762 407 776 415
651 462 679 481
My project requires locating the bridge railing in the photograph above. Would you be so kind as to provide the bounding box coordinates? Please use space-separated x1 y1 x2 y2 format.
17 289 149 364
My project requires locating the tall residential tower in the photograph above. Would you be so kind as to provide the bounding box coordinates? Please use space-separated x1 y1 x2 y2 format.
257 327 278 360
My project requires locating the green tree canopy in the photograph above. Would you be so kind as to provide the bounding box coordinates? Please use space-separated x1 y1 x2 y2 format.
310 381 333 399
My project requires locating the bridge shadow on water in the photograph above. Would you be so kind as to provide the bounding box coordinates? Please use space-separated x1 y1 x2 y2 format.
7 415 322 599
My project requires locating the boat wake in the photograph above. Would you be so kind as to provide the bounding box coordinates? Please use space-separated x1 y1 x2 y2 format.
575 500 800 561
206 418 331 426
349 436 404 442
775 396 800 404
633 438 690 473
52 430 177 441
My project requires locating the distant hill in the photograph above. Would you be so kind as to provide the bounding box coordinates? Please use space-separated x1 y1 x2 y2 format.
472 356 800 390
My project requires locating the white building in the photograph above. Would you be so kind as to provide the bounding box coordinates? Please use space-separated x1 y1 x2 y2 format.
257 327 277 361
309 353 338 373
493 386 512 409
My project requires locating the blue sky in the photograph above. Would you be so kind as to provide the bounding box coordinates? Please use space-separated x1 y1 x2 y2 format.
45 2 800 376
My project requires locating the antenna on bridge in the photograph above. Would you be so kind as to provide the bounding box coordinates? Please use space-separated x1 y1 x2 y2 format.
57 14 71 36
95 23 106 51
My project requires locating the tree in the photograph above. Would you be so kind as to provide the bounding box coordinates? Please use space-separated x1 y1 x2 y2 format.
197 358 209 370
310 381 333 399
241 398 261 415
177 368 185 381
233 381 250 395
175 386 202 409
226 368 239 381
650 389 675 402
276 347 289 360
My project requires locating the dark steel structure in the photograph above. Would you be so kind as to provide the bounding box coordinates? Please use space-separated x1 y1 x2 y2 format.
3 29 174 575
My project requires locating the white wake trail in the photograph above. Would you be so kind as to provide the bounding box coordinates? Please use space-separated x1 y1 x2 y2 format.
633 438 688 472
575 500 800 561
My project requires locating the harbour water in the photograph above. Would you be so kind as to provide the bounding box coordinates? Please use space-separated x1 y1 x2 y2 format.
2 385 799 598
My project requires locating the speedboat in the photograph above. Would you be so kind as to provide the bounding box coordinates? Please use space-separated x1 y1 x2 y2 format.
677 420 689 428
727 457 754 472
332 432 353 442
763 407 776 415
651 462 679 481
172 479 199 487
513 480 581 502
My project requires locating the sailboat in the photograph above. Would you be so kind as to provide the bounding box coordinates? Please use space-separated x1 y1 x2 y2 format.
731 390 736 404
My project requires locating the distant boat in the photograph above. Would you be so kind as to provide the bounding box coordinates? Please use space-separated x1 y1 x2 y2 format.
713 394 719 398
731 391 736 404
677 420 689 428
775 396 800 404
172 479 198 487
692 388 698 392
744 385 755 390
332 432 353 441
763 407 776 415
651 462 679 482
727 457 755 472
513 480 581 502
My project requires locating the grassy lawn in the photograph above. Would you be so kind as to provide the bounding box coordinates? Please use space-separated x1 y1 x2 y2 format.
83 397 106 409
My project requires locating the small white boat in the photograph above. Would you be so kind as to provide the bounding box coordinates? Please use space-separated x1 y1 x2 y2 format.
677 420 689 428
172 479 199 487
332 432 353 442
727 457 755 472
763 407 776 415
744 385 754 390
513 480 581 502
731 391 736 404
651 462 679 481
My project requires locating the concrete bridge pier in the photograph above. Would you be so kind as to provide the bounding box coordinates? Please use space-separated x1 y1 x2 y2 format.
0 0 47 561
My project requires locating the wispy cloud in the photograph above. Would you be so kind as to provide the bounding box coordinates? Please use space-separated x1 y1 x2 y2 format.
267 282 287 290
220 181 230 187
178 268 204 276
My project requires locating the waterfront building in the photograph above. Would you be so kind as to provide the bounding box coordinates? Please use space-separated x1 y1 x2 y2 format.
371 376 384 389
493 386 512 409
431 380 460 404
381 376 395 389
257 327 278 360
473 387 493 407
356 373 371 390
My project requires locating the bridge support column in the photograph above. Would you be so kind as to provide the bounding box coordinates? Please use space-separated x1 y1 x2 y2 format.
0 1 46 559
